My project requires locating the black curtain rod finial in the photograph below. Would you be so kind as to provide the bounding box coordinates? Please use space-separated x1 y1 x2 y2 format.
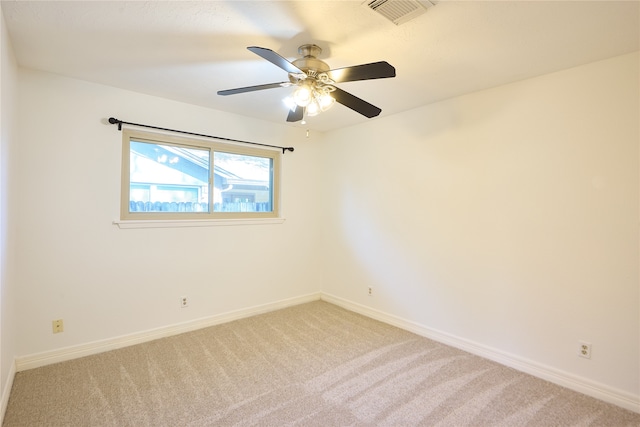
108 117 122 130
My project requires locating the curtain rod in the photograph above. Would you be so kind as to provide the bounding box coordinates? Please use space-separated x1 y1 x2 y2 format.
108 117 294 154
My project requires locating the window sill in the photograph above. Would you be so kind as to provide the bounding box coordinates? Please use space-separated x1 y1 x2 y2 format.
113 218 285 229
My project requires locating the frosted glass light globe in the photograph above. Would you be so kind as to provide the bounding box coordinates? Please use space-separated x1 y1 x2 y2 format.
293 86 312 107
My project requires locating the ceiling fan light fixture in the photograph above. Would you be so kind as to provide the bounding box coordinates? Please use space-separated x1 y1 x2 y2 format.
292 85 312 107
318 92 335 111
307 100 321 116
290 81 336 117
304 90 335 117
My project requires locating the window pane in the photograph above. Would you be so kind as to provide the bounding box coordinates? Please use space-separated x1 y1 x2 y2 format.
129 140 210 213
122 129 280 220
213 152 272 213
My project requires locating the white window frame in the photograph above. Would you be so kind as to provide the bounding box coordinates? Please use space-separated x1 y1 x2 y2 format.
120 129 281 222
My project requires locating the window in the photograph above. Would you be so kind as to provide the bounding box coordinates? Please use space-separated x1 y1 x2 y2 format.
121 129 280 220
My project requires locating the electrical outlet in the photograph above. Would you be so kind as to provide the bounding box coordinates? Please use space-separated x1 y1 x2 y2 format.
180 296 189 308
368 287 373 296
578 341 592 359
52 319 64 334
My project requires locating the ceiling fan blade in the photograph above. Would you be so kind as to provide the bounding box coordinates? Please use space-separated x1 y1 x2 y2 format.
325 61 396 83
247 46 305 74
217 82 292 96
286 105 304 122
331 87 382 118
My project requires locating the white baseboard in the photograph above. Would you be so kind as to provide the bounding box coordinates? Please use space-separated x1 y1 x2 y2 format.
320 292 640 414
16 292 321 372
12 292 639 414
0 359 16 425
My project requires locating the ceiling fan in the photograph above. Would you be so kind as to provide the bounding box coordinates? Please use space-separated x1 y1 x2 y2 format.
217 44 396 123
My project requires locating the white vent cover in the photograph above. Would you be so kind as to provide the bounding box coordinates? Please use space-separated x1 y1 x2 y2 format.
364 0 435 25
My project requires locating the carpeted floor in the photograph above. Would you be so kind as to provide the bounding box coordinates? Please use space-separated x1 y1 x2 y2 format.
4 301 640 426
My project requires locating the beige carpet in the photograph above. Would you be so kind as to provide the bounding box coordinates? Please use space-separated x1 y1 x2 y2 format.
4 301 639 426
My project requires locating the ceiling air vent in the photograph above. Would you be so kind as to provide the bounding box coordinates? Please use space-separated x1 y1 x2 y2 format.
364 0 435 25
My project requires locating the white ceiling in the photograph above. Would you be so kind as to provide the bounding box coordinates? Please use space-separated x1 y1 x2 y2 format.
2 1 638 132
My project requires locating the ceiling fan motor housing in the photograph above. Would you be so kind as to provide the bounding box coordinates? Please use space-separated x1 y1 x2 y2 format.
290 44 330 83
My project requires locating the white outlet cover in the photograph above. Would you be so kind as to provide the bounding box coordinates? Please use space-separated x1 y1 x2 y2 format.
578 341 592 359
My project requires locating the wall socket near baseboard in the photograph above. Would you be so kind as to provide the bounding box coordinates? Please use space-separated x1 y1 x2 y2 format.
368 287 373 296
180 296 189 308
578 341 592 359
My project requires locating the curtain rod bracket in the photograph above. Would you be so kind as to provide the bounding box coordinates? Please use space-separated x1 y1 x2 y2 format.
107 116 295 153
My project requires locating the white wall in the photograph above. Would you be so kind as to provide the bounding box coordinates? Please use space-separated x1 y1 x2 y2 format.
321 53 639 400
13 69 323 357
0 5 18 419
